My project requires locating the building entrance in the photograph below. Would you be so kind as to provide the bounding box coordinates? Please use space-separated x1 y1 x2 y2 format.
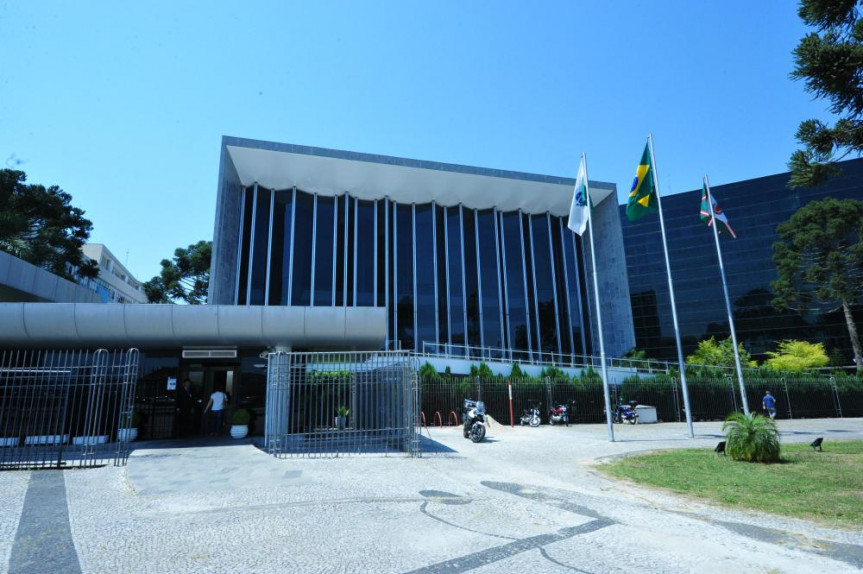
185 365 238 437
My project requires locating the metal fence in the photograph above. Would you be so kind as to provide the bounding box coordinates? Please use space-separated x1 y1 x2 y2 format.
0 348 139 469
420 373 861 427
264 351 420 458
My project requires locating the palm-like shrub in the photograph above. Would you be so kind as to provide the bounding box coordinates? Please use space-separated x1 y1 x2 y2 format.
722 412 780 463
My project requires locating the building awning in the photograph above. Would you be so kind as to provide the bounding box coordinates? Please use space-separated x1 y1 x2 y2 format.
0 304 387 350
224 137 616 215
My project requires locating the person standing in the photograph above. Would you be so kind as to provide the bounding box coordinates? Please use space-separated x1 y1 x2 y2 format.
175 378 197 437
204 387 229 436
762 390 777 419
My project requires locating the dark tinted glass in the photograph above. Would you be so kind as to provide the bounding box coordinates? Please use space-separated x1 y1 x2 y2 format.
355 199 375 306
346 198 355 306
268 189 292 305
377 200 386 306
561 225 585 356
249 188 272 305
236 187 254 305
477 209 502 350
290 191 314 305
435 204 448 345
446 207 465 351
462 209 480 350
313 195 335 305
502 212 529 358
395 204 414 349
550 217 570 354
531 215 559 354
522 213 539 355
335 195 345 305
415 203 436 350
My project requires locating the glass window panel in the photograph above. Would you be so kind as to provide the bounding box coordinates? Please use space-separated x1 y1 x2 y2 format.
355 199 375 306
522 213 539 354
346 198 355 306
376 200 386 307
249 188 271 305
503 212 529 359
268 189 292 305
550 217 571 355
236 187 254 305
435 204 448 346
446 207 465 352
335 195 345 305
562 226 585 356
313 196 335 306
396 204 414 349
477 209 502 350
290 191 314 306
531 215 559 354
462 209 480 350
414 203 436 351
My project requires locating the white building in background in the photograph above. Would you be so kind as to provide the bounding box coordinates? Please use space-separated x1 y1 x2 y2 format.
81 243 147 304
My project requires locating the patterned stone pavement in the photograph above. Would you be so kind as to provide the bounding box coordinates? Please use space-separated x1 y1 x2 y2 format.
2 418 862 573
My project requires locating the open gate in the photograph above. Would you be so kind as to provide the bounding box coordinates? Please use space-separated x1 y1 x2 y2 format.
0 348 139 469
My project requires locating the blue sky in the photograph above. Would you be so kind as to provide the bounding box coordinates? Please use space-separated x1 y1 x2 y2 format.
0 1 829 281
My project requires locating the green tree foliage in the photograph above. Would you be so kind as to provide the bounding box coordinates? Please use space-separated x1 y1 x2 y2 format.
143 240 212 304
419 362 439 380
539 365 568 381
509 363 525 379
771 197 863 372
789 0 863 187
765 340 830 371
685 336 756 369
0 169 99 280
468 362 494 379
722 412 781 463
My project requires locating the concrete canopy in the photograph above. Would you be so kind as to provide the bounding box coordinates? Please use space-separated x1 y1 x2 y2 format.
224 137 616 216
0 304 387 350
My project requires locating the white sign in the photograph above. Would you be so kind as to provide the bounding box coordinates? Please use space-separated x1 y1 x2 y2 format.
167 377 177 391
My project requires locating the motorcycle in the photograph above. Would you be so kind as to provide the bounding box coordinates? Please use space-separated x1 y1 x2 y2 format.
520 402 542 427
548 401 571 426
612 401 639 424
462 398 487 443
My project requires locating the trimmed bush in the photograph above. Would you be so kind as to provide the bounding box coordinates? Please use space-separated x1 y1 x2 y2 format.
231 409 251 425
722 412 780 463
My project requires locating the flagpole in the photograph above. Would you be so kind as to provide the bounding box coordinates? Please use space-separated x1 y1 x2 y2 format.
648 134 695 438
704 175 749 415
582 153 615 442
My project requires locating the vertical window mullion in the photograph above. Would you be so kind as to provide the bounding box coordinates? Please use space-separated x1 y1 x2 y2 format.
374 199 378 307
494 210 505 356
287 186 296 305
310 194 318 306
246 183 258 306
353 197 358 305
432 202 439 349
460 205 468 355
332 195 338 306
264 188 275 305
444 207 451 349
412 204 418 352
392 201 397 348
343 194 350 306
499 211 512 359
474 209 484 350
547 213 562 357
519 210 532 360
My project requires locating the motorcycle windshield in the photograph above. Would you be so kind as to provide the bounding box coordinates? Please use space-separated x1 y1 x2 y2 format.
475 401 487 415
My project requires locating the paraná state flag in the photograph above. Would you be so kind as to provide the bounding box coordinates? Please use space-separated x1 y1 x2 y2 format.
625 143 658 221
700 184 736 238
567 157 589 236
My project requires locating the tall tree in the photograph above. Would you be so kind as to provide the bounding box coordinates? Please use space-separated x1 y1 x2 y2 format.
0 169 99 280
789 0 863 187
771 198 863 373
143 240 211 304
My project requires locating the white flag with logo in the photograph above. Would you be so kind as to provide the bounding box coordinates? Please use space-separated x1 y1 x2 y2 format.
567 158 589 236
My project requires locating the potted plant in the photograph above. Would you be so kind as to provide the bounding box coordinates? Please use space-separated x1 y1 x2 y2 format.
335 406 350 430
230 409 251 439
117 411 141 442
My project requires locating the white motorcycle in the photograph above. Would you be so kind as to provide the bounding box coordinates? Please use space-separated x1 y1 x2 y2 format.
462 399 487 443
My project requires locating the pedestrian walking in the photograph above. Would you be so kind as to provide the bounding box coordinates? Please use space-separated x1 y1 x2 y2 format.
204 386 229 436
762 390 777 419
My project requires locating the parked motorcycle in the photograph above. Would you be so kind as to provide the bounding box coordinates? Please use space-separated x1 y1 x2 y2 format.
612 401 639 424
520 402 541 427
462 398 487 443
548 401 571 426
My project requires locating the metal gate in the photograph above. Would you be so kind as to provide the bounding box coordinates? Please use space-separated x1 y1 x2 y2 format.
0 348 139 469
264 351 420 458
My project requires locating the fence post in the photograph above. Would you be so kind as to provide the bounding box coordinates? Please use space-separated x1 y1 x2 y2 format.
830 376 843 418
671 377 681 422
781 377 792 419
508 379 514 428
727 375 738 414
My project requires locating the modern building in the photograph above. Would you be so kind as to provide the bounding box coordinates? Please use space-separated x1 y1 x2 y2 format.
621 157 863 364
81 243 147 304
210 136 635 361
0 249 102 303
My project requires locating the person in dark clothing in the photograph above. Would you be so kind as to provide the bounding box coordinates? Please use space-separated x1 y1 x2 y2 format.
175 379 197 437
762 390 777 419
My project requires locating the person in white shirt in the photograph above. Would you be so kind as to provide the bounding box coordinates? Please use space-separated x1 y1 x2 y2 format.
204 387 229 436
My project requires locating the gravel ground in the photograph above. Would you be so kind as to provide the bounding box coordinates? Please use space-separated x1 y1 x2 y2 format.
2 418 861 573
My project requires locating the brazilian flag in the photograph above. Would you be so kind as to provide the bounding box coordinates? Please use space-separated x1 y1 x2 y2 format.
626 143 658 221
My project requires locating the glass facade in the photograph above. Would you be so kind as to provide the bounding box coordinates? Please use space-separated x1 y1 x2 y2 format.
235 187 592 357
621 158 863 362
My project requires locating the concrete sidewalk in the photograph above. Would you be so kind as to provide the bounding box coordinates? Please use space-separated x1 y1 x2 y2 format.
2 418 861 573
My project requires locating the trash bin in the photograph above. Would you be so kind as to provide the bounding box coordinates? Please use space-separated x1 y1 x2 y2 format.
635 405 658 424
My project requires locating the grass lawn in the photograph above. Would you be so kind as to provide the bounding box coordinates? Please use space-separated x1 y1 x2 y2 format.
599 440 863 527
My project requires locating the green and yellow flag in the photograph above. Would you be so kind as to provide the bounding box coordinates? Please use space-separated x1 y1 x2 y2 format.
626 143 658 221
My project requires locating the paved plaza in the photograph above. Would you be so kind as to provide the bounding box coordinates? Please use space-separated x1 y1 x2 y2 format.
2 418 862 573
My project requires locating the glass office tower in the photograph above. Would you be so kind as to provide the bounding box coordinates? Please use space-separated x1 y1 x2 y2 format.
232 186 592 359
